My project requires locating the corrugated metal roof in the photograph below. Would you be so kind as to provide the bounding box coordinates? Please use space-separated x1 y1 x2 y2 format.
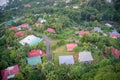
78 51 93 62
59 55 74 65
27 56 42 66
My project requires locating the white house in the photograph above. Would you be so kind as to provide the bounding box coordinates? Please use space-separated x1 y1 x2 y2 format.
105 23 112 27
73 6 79 9
59 55 74 65
78 51 93 63
19 35 42 46
93 27 103 33
65 0 71 3
106 0 112 3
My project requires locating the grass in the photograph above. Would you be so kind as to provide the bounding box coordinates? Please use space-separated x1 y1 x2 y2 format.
52 45 79 64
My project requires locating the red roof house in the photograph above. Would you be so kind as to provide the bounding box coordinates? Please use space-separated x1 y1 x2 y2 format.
66 43 77 51
24 4 31 8
47 28 56 33
15 31 24 37
1 65 19 80
78 30 90 36
111 48 120 58
21 23 29 28
28 49 45 57
9 27 18 30
110 33 120 38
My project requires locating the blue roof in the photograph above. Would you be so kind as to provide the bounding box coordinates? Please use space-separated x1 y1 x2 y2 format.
29 38 42 46
59 55 74 65
93 27 102 32
111 30 119 34
5 20 14 25
27 56 42 66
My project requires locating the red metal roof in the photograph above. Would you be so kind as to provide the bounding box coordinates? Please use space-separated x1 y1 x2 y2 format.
1 65 19 80
78 30 90 36
28 49 45 57
24 4 31 7
110 33 120 38
47 28 56 33
15 31 24 37
66 43 77 51
9 27 18 30
21 23 29 28
111 48 120 58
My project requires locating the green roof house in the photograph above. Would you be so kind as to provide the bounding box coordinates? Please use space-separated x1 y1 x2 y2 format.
27 56 42 66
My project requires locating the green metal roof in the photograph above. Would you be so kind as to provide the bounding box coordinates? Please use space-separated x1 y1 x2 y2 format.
27 56 42 66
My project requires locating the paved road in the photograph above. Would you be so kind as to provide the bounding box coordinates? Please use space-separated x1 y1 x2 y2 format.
42 36 52 61
29 27 52 61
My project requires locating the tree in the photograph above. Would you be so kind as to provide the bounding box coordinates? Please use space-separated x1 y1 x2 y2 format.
14 72 25 80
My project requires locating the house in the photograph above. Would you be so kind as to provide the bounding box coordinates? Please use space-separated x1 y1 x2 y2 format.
5 20 14 26
15 31 24 37
36 2 40 4
80 2 87 5
53 3 57 6
73 6 79 9
109 33 120 38
111 29 119 34
47 28 56 33
109 30 120 38
93 27 102 33
24 4 31 8
106 0 112 3
78 30 90 36
66 43 77 51
105 23 112 27
38 17 46 23
78 51 93 63
21 23 29 28
59 55 74 65
9 23 29 31
1 65 19 80
111 48 120 58
27 56 42 66
65 0 71 3
54 18 59 21
9 27 18 30
28 49 45 57
19 35 42 46
35 22 43 27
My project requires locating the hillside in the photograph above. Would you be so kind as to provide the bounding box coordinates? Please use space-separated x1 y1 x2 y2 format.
0 0 120 80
